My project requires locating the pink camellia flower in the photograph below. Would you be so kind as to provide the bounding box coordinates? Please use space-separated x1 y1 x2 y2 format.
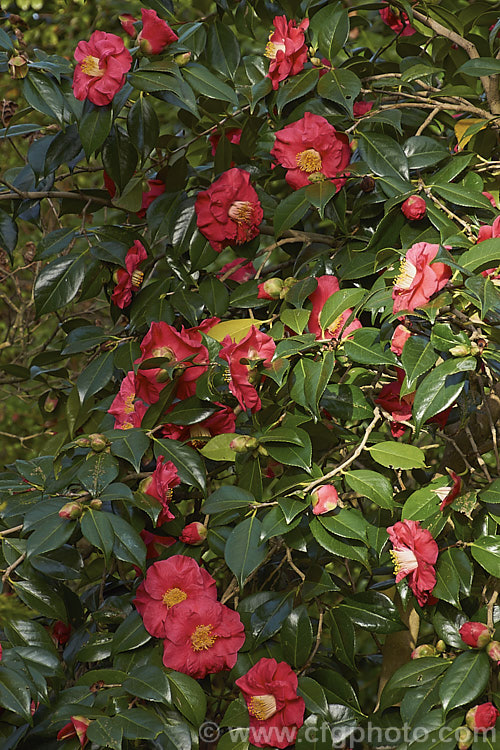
119 13 137 37
459 622 491 649
162 597 246 679
390 324 412 355
111 240 148 309
195 168 263 253
379 3 416 36
264 15 309 90
108 371 147 429
392 242 452 315
57 716 91 747
141 456 181 526
52 621 72 646
435 470 463 511
353 100 373 118
162 403 236 443
482 191 498 209
401 195 426 220
387 519 439 606
73 31 132 106
137 179 165 218
307 275 362 340
486 640 500 665
271 112 351 191
209 127 242 156
135 321 209 404
219 326 276 412
311 484 339 515
180 521 207 545
477 215 500 243
236 658 306 749
137 9 178 55
134 555 217 638
216 258 256 283
466 703 499 732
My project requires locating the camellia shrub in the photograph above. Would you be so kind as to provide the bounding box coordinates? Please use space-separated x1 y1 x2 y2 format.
1 0 500 748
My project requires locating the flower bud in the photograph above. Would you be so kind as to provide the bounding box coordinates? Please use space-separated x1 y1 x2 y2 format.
8 54 28 79
436 640 447 653
89 434 108 452
75 437 91 448
449 344 471 357
179 522 207 546
466 703 500 732
361 176 375 193
52 620 72 646
401 195 426 221
257 444 269 457
281 277 298 298
311 484 339 515
257 278 284 300
174 52 192 66
89 498 102 510
139 476 153 494
310 57 322 67
457 726 474 750
155 368 172 383
486 640 500 665
44 394 58 413
459 622 491 649
411 644 438 659
59 502 83 520
230 435 260 453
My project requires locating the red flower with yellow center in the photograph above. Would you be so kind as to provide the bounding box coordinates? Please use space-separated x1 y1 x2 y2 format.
108 371 147 430
387 519 438 606
265 15 309 90
111 240 148 309
73 31 132 107
219 326 276 413
392 242 452 315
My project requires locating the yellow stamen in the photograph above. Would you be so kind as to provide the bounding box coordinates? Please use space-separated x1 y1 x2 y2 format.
131 270 144 289
223 368 232 383
264 38 285 60
121 421 134 429
228 201 253 224
248 694 278 721
394 259 417 290
296 148 322 173
124 394 135 414
390 548 418 575
162 587 187 607
190 624 217 651
326 315 343 338
164 488 173 502
81 55 104 78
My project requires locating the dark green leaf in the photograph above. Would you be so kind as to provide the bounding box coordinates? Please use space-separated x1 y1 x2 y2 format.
127 96 159 163
276 68 319 114
153 438 206 492
0 208 18 262
109 429 149 473
274 189 309 236
470 536 500 576
328 608 356 670
112 611 151 654
359 132 410 181
433 548 473 607
281 605 314 669
318 68 361 115
225 516 267 588
168 671 207 726
123 666 171 704
339 592 405 633
102 127 138 193
412 357 476 431
439 650 490 713
344 470 394 510
81 510 114 563
183 63 238 106
34 253 87 315
76 350 114 403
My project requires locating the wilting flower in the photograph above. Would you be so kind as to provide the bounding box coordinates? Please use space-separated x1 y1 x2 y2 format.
271 112 351 191
180 521 207 545
353 100 373 118
392 242 452 315
311 484 339 515
52 621 72 646
209 127 242 156
137 179 165 218
108 371 147 429
111 240 148 309
387 519 438 606
401 195 426 220
134 555 217 638
236 658 305 749
435 470 462 511
57 716 91 747
141 456 180 526
216 258 256 283
459 622 491 649
465 703 499 732
137 9 178 55
390 324 412 355
162 403 236 443
307 275 361 340
379 3 416 36
265 15 309 90
195 168 263 253
162 598 245 678
219 326 276 412
73 31 132 106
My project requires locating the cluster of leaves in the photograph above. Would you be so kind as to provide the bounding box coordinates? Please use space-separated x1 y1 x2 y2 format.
0 0 499 748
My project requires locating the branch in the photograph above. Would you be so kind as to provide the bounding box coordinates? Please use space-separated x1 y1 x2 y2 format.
259 224 336 247
0 189 112 206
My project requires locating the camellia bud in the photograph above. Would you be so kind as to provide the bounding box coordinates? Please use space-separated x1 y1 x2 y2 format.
44 394 58 413
311 484 339 515
258 278 284 300
8 54 28 79
139 476 153 494
89 434 108 452
466 703 500 732
281 277 298 298
179 521 207 546
459 621 491 649
174 52 192 66
457 727 474 750
411 644 438 659
449 344 471 357
59 502 83 520
401 195 426 221
89 498 102 510
230 435 260 453
486 640 500 665
360 176 376 193
75 437 91 448
436 640 447 653
310 57 322 67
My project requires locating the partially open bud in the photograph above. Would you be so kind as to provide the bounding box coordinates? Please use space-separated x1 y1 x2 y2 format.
486 640 500 665
59 502 83 520
311 484 339 515
411 644 438 659
179 521 207 546
89 434 108 452
457 727 474 750
466 703 500 732
8 54 28 79
174 52 192 66
459 622 491 649
230 435 260 453
257 278 284 300
89 498 102 510
436 640 446 653
401 195 426 220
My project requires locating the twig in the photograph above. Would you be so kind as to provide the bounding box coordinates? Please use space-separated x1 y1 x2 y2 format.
0 525 23 537
415 106 440 136
2 552 26 584
477 375 500 474
465 425 492 481
0 189 111 206
259 224 336 247
297 609 324 675
487 587 499 632
286 547 305 581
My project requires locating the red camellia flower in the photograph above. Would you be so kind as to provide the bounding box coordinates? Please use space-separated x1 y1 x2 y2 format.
111 240 148 309
477 215 500 243
108 371 147 429
162 403 236 443
264 15 309 90
52 621 72 646
141 455 180 526
134 555 217 638
482 191 498 209
387 519 439 606
120 13 137 37
392 242 452 315
162 597 245 678
137 9 178 55
195 168 263 253
390 324 412 355
219 326 276 412
353 100 373 118
236 658 305 749
137 179 165 218
73 31 132 106
307 275 362 340
135 321 209 404
459 622 491 649
435 470 463 511
209 127 242 156
180 521 207 545
132 529 176 576
311 484 339 515
466 703 499 732
216 258 256 283
401 195 426 220
375 368 413 437
379 3 416 36
271 113 351 191
57 716 91 747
